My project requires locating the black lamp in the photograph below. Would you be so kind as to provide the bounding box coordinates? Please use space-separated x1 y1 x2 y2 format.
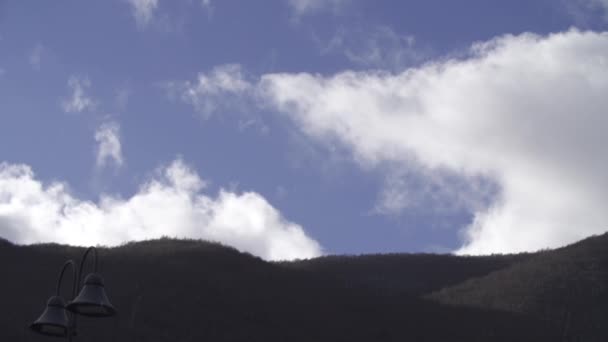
67 273 116 317
30 247 116 341
30 296 71 337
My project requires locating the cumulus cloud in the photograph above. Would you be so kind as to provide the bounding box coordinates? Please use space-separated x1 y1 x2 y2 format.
61 76 96 113
165 64 254 119
0 160 321 260
127 0 159 29
95 121 124 169
258 29 608 255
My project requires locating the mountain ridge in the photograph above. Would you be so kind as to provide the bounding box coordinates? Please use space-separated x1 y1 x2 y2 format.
4 234 608 341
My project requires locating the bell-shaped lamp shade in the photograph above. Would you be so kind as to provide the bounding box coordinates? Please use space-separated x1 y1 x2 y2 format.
30 296 71 337
66 273 116 317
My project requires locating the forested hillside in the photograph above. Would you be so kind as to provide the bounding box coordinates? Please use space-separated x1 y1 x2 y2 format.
5 234 608 341
430 233 608 341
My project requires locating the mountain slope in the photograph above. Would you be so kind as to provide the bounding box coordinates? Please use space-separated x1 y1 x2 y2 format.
429 233 608 341
282 252 531 296
1 238 558 341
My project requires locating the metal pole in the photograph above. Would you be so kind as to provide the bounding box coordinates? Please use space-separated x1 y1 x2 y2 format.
56 247 98 342
55 260 76 342
76 247 98 290
71 247 98 342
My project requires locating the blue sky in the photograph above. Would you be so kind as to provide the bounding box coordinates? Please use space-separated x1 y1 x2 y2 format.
1 0 608 260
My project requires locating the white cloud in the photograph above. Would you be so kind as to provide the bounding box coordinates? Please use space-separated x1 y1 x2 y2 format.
321 26 421 71
127 0 159 29
259 29 608 255
288 0 349 15
0 160 321 261
61 76 96 113
29 43 44 70
95 121 124 169
166 64 254 118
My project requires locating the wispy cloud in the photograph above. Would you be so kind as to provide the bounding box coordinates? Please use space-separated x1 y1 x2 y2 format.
564 0 608 23
320 26 422 71
61 75 96 113
0 159 321 261
373 168 497 218
115 86 131 112
166 64 271 133
28 43 44 70
95 121 124 169
126 0 211 31
166 63 259 116
201 0 213 18
127 0 159 29
288 0 350 16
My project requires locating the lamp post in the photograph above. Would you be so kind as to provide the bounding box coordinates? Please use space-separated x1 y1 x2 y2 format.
30 247 117 341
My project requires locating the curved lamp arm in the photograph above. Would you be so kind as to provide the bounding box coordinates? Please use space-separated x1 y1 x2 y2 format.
56 260 76 299
55 260 77 342
68 246 117 319
76 247 98 291
68 247 98 342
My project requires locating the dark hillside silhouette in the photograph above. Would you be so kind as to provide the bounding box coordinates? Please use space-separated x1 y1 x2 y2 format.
430 233 608 341
7 235 605 341
282 252 531 296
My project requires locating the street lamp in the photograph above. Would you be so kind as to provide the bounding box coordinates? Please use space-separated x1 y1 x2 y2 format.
30 247 116 341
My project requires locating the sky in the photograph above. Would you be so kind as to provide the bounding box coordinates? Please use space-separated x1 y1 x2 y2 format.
1 0 608 260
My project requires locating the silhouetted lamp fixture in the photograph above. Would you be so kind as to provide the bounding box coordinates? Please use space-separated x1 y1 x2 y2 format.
30 247 116 341
30 296 71 337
